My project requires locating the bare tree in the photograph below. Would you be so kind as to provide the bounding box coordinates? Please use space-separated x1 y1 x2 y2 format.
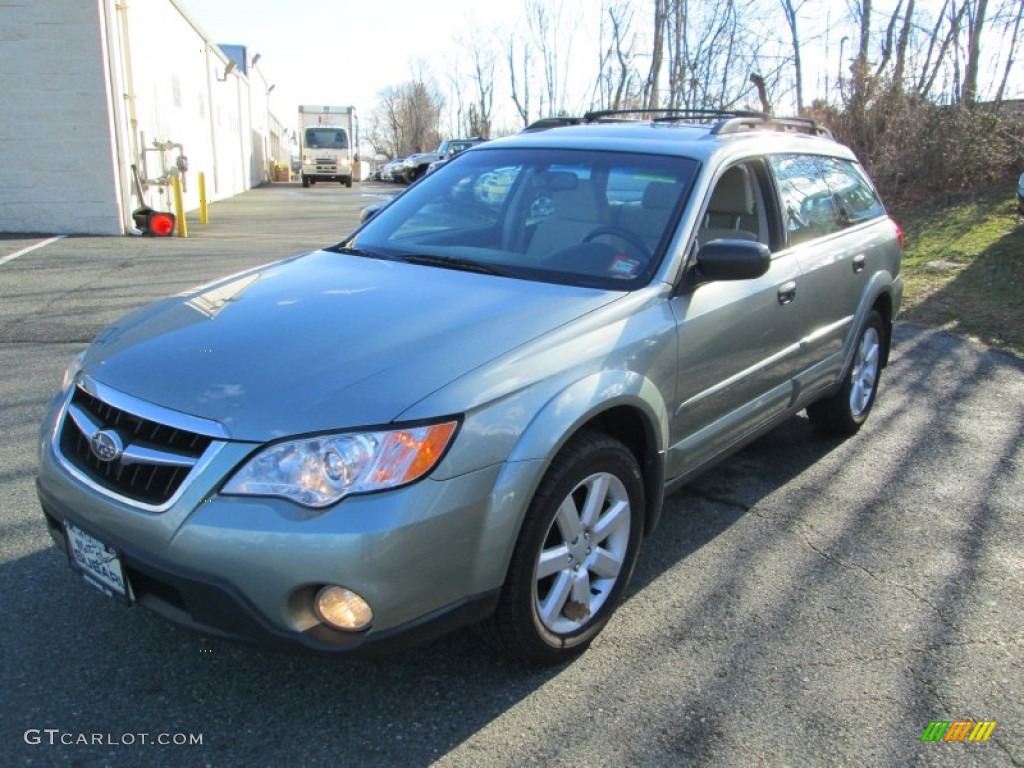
595 0 640 111
469 39 495 136
374 73 445 157
644 0 668 109
525 0 575 117
779 0 810 113
892 0 917 90
506 35 533 127
962 0 991 104
916 0 968 99
658 0 767 111
993 0 1023 104
845 0 874 116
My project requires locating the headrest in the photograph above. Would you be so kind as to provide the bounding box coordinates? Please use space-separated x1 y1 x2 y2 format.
552 182 600 221
642 181 679 210
536 171 579 191
708 166 754 216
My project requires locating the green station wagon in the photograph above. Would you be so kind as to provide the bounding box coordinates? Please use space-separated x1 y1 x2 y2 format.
38 110 903 662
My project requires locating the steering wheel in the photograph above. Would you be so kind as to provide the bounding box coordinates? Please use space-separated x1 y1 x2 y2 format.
582 226 652 260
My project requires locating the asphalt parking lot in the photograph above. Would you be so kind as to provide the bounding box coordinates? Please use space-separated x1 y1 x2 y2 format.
1 181 1021 767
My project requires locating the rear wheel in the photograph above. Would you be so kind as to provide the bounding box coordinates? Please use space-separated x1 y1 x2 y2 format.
483 431 644 663
343 176 353 188
807 310 885 435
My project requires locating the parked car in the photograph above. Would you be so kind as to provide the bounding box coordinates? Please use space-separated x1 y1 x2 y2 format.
38 109 903 663
378 156 406 183
398 137 488 184
425 137 489 177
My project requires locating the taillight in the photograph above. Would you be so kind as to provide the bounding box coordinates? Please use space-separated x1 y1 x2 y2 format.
892 219 905 248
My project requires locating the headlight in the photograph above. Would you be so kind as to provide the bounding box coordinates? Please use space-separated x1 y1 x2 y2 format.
61 350 87 391
221 421 458 508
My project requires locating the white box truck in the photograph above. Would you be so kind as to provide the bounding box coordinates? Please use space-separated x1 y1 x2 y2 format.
298 105 358 188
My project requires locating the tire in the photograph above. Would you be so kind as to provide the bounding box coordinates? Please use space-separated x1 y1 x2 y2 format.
301 176 310 188
483 431 645 664
807 310 885 435
344 176 353 188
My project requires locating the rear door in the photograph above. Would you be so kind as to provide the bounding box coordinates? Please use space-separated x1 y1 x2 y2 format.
767 154 890 397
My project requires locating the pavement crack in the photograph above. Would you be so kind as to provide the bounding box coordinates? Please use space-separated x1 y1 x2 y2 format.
795 523 957 628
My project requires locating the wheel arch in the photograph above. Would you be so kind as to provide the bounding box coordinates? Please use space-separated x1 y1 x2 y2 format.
871 289 894 368
502 371 669 540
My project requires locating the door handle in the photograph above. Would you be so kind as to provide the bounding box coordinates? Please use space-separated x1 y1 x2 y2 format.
852 254 866 273
777 281 797 305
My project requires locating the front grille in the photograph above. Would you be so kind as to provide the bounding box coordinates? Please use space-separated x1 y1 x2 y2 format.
57 385 213 507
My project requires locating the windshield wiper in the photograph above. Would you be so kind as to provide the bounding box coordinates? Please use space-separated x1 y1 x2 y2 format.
330 245 393 260
396 253 511 276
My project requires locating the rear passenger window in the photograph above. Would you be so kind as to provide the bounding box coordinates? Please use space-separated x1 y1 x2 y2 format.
769 155 838 245
769 155 886 247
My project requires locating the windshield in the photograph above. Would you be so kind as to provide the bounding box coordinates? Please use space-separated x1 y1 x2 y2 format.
305 128 349 150
345 147 697 289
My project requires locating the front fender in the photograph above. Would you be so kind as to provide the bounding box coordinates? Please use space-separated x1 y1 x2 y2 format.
470 370 670 588
506 369 669 464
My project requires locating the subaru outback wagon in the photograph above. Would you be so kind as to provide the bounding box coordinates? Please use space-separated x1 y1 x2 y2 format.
38 110 903 663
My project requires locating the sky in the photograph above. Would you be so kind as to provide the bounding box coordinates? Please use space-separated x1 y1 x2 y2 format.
191 0 1023 147
190 0 555 141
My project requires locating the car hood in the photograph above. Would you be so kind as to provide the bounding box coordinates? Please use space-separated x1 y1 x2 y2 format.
82 250 622 441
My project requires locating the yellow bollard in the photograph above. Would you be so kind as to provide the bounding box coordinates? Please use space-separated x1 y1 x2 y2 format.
172 176 188 238
198 172 208 224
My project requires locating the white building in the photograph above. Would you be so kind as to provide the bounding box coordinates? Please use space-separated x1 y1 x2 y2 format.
0 0 288 235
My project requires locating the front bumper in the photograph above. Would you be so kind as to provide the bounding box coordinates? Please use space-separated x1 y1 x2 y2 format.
39 487 497 654
37 399 514 654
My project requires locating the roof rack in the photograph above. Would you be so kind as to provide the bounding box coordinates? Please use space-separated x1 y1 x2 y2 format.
522 109 833 139
712 115 833 138
584 107 769 122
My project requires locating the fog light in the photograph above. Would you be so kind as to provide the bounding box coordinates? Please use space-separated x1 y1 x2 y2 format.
314 586 373 631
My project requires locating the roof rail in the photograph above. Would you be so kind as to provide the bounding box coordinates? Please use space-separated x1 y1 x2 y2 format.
584 107 768 122
712 115 833 138
521 109 834 139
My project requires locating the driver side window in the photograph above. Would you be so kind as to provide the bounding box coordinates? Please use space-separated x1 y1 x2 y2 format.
697 162 767 248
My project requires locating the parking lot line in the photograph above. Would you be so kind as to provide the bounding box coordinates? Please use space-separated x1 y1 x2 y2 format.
0 235 66 266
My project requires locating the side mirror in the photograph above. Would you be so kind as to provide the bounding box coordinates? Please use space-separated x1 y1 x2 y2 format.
360 204 382 223
690 239 771 285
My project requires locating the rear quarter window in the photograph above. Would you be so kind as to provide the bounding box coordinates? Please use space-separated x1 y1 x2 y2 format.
816 157 886 226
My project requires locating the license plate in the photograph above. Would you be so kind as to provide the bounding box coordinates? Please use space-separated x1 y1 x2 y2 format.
64 520 132 601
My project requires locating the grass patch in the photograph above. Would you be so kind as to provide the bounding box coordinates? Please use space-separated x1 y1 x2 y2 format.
891 186 1024 357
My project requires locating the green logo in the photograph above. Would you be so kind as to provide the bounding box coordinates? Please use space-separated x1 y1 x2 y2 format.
921 721 997 742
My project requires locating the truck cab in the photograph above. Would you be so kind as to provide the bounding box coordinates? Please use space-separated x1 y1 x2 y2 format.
300 126 353 188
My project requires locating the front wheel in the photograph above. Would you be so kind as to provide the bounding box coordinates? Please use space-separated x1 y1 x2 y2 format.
807 310 885 435
483 431 645 663
301 176 310 188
